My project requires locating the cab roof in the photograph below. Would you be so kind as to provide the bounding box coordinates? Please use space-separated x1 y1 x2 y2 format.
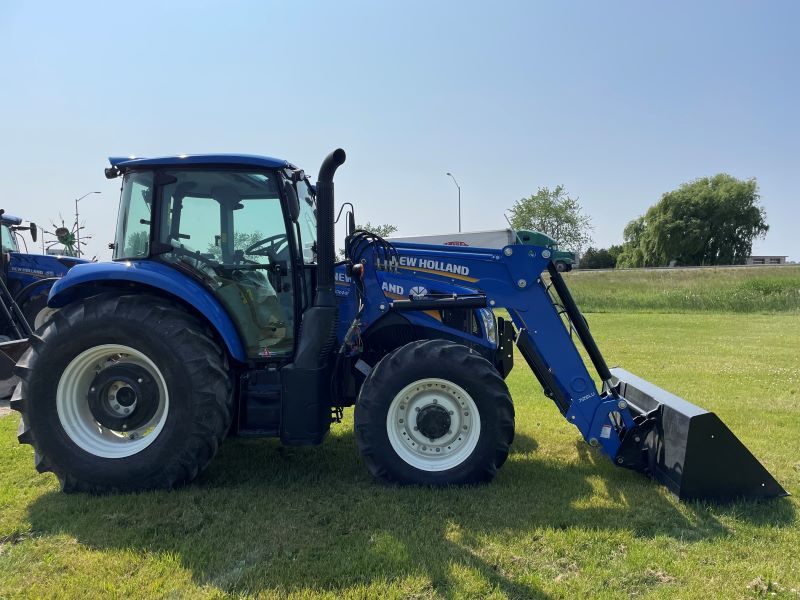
108 154 294 171
0 214 22 225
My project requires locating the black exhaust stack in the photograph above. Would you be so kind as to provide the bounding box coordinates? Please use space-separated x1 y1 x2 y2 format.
313 148 347 307
280 149 346 446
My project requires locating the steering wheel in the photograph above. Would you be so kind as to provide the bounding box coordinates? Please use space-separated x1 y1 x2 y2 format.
244 234 289 260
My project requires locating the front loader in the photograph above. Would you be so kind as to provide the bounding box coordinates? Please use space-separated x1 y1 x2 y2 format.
4 149 787 501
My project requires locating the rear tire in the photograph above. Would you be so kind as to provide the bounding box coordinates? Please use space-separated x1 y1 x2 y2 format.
355 340 514 485
11 293 233 493
555 261 568 272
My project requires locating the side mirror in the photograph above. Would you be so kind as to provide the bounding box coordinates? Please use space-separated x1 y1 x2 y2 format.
29 222 37 242
284 180 300 222
347 211 355 236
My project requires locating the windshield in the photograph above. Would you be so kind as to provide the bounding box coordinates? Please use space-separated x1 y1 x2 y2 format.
114 171 154 260
1 225 19 253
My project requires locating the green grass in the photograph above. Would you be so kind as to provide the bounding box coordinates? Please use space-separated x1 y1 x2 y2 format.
1 312 798 599
564 265 800 313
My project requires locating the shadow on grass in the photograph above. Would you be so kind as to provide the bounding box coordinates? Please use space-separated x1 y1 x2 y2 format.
25 429 795 598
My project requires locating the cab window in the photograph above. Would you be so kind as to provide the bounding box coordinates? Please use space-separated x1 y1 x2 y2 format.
156 170 296 358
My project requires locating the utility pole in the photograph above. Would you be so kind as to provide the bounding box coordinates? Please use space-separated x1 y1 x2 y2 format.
446 172 461 232
74 191 100 257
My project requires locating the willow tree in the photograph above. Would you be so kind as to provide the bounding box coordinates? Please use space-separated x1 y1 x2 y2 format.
616 174 768 267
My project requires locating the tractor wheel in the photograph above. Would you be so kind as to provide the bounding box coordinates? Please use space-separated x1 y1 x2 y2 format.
20 290 53 330
11 293 233 493
355 339 514 485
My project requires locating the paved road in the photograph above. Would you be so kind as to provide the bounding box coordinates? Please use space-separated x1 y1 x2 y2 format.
0 398 10 418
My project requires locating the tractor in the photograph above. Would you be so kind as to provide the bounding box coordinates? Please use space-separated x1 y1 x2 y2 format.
4 149 787 500
0 212 86 393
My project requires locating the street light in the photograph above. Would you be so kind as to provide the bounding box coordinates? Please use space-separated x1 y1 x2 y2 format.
446 172 461 232
75 191 101 258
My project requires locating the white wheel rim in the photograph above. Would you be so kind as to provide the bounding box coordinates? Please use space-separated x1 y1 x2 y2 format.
386 377 481 471
56 344 169 459
33 307 57 330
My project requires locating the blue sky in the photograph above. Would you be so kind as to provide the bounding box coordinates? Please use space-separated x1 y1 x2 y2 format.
1 0 797 260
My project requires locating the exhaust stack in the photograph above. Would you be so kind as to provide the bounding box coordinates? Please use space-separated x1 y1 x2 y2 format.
314 148 346 308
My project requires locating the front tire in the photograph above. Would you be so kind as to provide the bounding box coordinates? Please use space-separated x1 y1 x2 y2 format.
355 340 514 485
11 293 233 493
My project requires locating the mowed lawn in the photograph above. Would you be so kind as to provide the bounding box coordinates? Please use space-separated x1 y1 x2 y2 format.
1 312 798 599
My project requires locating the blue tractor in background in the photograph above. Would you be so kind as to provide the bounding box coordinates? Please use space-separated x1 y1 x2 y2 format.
0 211 87 397
4 150 786 501
0 211 85 356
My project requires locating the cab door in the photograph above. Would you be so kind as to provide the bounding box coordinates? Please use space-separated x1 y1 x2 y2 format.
156 169 299 358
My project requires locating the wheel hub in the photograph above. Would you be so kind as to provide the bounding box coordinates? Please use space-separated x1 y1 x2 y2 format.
387 378 481 472
87 363 159 431
416 404 451 440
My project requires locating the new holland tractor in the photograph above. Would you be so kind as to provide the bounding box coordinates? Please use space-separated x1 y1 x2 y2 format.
0 212 86 393
3 149 786 501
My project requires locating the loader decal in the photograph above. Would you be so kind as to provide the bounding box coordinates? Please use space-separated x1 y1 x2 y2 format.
395 256 479 283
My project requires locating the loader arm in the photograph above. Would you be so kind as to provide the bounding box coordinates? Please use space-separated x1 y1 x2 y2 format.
356 240 787 502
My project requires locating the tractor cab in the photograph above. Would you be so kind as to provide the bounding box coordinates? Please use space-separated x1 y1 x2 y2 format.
110 157 318 359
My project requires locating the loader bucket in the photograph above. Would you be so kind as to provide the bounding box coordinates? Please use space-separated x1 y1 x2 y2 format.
610 368 788 502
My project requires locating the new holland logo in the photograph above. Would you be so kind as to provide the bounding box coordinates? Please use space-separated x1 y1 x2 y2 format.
409 286 428 298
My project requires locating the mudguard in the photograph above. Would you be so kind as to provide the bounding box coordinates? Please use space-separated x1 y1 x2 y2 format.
48 260 246 362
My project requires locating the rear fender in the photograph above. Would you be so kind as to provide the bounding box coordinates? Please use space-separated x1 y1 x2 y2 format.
48 260 247 362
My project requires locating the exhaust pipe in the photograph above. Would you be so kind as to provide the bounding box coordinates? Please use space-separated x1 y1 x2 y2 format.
314 148 347 308
280 148 346 446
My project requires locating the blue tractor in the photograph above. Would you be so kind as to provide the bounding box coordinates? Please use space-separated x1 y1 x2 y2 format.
0 212 85 354
5 150 786 500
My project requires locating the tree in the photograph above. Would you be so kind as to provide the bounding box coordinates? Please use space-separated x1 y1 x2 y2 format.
339 222 398 258
617 174 768 267
206 231 266 260
124 231 149 257
580 246 616 269
356 222 398 239
607 244 624 264
507 185 592 253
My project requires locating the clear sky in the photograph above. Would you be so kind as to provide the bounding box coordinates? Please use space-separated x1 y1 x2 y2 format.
1 0 797 261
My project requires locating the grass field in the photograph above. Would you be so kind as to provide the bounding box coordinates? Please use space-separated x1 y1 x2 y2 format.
1 309 798 599
565 265 800 313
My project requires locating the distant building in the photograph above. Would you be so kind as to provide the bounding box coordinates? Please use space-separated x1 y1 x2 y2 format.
746 255 787 265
